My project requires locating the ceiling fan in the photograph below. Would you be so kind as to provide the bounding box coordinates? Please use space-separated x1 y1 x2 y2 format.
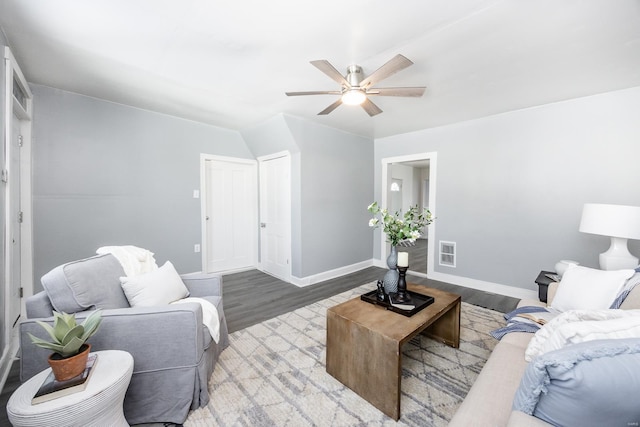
285 54 426 117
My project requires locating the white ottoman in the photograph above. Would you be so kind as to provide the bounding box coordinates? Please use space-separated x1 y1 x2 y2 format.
7 350 134 427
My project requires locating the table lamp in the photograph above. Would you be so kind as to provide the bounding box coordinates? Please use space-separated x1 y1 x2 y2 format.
579 203 640 270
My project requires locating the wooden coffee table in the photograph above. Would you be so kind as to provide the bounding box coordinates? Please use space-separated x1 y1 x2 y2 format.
326 283 461 420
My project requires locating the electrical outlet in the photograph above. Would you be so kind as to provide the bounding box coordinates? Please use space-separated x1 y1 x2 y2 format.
194 244 201 253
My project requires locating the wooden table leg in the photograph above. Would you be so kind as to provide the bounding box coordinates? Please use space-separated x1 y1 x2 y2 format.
326 309 402 420
421 298 461 348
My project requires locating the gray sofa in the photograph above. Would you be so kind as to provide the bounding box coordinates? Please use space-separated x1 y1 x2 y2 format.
449 282 640 427
19 254 230 425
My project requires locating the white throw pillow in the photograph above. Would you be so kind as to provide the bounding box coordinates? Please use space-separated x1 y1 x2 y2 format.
525 309 640 361
551 264 635 312
120 261 189 307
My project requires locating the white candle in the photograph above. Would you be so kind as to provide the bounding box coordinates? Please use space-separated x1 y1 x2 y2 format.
397 252 409 267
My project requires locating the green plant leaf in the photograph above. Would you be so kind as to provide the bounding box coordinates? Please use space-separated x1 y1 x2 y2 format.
61 312 77 328
61 325 84 346
52 313 73 342
34 320 59 343
27 333 64 353
60 336 85 358
80 310 102 341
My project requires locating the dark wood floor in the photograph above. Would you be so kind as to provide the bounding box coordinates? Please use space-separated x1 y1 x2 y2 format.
224 266 385 332
223 266 517 333
1 266 518 425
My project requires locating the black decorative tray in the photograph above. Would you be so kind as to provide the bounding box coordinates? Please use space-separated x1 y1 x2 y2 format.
360 289 435 317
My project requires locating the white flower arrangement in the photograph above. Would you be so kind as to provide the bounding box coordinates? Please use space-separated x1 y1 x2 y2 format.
368 201 434 247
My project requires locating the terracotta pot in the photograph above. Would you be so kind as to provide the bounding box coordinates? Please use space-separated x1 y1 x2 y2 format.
48 344 91 381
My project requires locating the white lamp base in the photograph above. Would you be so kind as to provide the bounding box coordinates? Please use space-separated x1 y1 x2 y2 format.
599 237 639 270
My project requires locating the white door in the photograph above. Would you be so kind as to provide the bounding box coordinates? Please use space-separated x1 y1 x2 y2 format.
203 158 257 272
6 113 22 333
2 47 32 380
259 154 291 282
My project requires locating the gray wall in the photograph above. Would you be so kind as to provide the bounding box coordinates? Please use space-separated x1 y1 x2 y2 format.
285 115 374 278
31 85 252 289
241 115 303 276
30 76 640 297
242 114 374 279
375 86 640 292
32 91 373 288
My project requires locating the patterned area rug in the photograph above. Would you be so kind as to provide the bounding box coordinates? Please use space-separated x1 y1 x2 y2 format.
185 283 505 426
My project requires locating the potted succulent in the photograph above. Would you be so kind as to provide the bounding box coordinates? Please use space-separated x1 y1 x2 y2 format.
27 310 102 381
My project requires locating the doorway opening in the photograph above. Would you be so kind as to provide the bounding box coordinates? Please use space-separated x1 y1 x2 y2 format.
380 152 437 278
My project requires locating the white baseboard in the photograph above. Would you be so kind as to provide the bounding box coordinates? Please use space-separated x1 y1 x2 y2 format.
373 258 537 300
372 259 386 269
216 266 258 275
428 271 538 300
291 260 373 287
197 265 261 276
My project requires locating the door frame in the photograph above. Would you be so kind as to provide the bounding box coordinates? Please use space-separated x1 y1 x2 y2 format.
257 151 292 282
199 154 258 273
380 152 437 278
2 47 33 389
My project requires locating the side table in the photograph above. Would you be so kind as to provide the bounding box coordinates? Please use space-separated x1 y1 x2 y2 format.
534 270 558 303
7 350 134 427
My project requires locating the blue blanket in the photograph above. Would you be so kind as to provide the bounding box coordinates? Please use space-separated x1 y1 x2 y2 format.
490 306 549 340
490 272 640 340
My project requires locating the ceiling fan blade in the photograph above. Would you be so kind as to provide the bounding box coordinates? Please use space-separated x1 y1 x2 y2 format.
318 99 343 115
310 60 350 87
285 90 342 96
361 98 382 117
360 54 413 89
366 87 426 97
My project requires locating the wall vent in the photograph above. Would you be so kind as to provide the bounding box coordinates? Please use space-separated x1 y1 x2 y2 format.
439 241 456 267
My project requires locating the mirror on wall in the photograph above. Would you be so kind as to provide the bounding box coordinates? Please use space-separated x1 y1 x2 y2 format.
387 160 430 274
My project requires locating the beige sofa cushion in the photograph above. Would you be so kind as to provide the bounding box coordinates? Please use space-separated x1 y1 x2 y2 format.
501 330 534 350
517 298 546 309
448 333 531 427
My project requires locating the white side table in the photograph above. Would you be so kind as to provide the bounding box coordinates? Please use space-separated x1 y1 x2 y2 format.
7 350 134 427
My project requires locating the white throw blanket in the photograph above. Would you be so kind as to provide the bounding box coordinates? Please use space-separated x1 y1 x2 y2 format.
98 245 219 343
525 309 640 361
97 245 158 277
171 297 221 343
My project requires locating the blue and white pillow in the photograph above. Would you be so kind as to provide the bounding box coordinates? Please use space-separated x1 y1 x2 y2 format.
513 338 640 426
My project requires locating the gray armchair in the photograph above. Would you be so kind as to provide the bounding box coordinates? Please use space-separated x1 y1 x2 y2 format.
19 254 229 425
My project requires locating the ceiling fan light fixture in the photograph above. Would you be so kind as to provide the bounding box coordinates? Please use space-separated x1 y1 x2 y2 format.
286 55 424 116
341 89 367 105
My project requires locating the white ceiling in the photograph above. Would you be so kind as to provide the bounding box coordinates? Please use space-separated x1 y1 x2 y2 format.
2 0 640 139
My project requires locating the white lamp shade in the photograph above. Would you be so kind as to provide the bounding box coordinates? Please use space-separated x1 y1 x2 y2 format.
579 203 640 239
579 203 640 270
